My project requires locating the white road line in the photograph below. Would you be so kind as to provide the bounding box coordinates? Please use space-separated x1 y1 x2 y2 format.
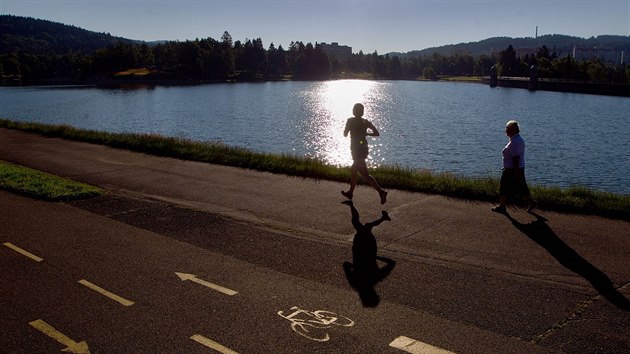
78 279 134 306
3 242 44 262
390 336 456 354
191 334 239 354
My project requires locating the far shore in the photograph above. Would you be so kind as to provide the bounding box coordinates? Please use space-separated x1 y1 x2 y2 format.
0 74 485 89
5 74 628 98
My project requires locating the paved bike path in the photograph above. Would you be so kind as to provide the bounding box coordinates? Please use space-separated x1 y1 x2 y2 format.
1 127 630 352
1 127 629 292
2 190 551 353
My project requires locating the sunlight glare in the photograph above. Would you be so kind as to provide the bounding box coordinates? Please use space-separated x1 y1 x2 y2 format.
303 80 380 167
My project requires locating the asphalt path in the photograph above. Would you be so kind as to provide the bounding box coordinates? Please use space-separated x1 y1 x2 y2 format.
1 128 629 353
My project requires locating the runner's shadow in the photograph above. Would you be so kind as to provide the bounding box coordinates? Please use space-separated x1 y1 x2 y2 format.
342 201 396 308
503 211 630 310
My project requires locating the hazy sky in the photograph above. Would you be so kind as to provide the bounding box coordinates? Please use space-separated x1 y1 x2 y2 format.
2 0 628 54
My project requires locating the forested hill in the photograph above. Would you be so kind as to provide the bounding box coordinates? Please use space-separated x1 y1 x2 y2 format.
0 15 135 55
3 14 628 59
2 14 628 88
390 35 630 58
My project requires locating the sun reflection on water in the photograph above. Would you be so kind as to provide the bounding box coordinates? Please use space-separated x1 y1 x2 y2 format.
300 80 385 167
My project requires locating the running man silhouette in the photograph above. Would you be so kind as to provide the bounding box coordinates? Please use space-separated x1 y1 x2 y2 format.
341 103 388 205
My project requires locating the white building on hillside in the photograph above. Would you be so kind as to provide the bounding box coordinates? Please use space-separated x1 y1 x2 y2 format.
318 42 352 60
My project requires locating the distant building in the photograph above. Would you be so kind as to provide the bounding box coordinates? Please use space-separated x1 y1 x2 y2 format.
509 46 624 64
572 47 625 64
318 42 352 60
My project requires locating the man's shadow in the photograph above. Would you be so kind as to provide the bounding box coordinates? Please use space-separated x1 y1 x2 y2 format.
342 201 396 307
500 210 630 310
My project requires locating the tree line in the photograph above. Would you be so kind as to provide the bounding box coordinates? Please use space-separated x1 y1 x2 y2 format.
496 45 628 83
1 31 628 84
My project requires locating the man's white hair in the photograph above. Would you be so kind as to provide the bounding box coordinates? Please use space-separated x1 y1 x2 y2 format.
506 120 520 133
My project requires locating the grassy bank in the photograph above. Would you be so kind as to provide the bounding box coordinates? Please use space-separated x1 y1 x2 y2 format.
1 118 628 220
0 160 103 201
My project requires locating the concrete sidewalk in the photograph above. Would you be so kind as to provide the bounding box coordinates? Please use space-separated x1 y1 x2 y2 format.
1 127 629 303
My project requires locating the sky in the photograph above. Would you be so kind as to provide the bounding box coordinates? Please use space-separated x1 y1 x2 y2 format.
2 0 629 54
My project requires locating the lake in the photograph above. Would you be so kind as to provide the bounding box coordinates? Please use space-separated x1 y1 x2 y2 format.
1 80 628 194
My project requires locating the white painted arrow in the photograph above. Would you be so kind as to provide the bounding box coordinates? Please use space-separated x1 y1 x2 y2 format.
175 272 238 296
29 319 90 354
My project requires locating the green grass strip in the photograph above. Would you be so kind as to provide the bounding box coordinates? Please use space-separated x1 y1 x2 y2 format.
1 118 629 220
0 160 103 201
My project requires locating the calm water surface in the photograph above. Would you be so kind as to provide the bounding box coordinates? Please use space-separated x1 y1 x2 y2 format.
1 80 628 194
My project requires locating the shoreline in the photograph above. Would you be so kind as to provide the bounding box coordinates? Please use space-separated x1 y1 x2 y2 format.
4 75 627 98
481 76 630 97
1 119 628 220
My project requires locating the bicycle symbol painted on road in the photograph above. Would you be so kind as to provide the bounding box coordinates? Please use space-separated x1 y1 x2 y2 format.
277 306 355 342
